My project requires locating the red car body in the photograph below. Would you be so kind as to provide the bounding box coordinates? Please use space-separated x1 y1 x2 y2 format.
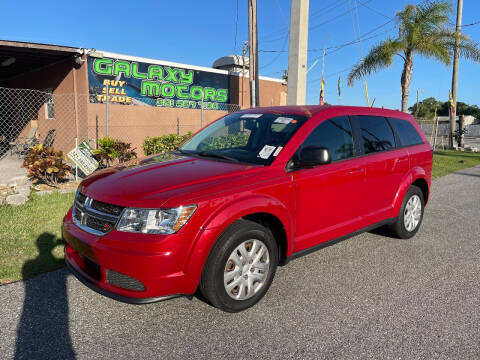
63 105 432 303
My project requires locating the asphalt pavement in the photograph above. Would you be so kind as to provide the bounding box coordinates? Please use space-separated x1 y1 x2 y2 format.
1 166 479 360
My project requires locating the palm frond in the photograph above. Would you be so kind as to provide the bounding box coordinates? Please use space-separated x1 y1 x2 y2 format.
453 39 480 62
415 38 451 65
347 39 404 86
415 0 451 27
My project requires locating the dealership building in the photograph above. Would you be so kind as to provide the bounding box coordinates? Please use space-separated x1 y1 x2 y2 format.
0 39 286 155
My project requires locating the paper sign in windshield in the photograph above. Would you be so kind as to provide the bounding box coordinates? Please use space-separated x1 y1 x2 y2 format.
274 117 293 124
258 145 276 159
241 114 263 118
273 146 283 157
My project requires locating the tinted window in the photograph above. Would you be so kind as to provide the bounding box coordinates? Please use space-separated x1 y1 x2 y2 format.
388 117 423 146
357 116 395 154
300 116 354 161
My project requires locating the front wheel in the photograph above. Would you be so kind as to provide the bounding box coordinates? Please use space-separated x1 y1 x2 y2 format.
388 185 425 239
199 219 278 312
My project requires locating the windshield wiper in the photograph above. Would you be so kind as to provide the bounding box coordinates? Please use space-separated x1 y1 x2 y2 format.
172 148 194 156
197 151 240 163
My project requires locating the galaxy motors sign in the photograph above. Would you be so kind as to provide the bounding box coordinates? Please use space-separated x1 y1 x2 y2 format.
87 56 229 110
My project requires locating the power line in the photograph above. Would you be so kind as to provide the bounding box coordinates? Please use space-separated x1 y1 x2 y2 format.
358 2 393 20
309 0 374 31
259 0 353 43
259 19 394 53
326 27 394 55
260 32 289 69
462 20 480 27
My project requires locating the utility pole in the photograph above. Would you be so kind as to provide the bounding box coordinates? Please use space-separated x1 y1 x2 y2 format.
415 89 424 118
248 0 259 107
286 0 309 105
242 41 248 108
449 0 463 148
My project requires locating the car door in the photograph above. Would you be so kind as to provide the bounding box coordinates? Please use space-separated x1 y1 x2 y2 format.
351 115 410 224
291 116 366 253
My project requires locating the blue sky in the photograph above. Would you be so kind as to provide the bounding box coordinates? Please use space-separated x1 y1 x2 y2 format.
0 0 479 110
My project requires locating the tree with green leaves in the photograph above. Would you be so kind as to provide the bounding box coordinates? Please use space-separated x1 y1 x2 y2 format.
347 1 480 112
409 97 480 119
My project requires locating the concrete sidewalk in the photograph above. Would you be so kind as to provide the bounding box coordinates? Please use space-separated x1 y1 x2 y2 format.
0 155 26 185
1 166 479 360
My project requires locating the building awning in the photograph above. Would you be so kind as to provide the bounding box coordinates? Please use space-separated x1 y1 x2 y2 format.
0 40 82 81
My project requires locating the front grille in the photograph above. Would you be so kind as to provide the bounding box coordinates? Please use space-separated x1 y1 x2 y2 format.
90 199 123 216
76 192 87 206
72 192 123 235
86 216 116 233
106 269 146 291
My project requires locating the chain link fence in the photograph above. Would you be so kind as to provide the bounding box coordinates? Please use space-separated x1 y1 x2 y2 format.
417 118 480 150
0 86 241 161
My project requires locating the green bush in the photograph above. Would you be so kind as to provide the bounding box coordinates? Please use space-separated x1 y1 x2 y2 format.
93 137 137 167
143 132 192 155
201 133 249 150
22 145 72 186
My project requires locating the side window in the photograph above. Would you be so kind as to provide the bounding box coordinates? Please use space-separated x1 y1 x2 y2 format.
300 116 354 161
356 116 395 154
388 117 423 146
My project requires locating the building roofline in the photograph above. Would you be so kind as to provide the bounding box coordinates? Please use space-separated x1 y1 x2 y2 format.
0 39 82 54
91 50 284 83
91 50 230 75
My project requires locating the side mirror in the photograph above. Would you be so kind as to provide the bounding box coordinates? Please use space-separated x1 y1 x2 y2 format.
296 146 331 168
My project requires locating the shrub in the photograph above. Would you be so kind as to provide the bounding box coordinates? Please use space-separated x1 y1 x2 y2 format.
22 145 72 186
143 132 192 155
93 137 137 167
201 133 249 150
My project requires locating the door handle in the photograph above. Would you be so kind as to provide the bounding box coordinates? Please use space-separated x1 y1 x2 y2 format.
348 168 363 175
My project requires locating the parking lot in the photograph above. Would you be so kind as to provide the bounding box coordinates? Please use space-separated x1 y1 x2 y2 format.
1 166 479 360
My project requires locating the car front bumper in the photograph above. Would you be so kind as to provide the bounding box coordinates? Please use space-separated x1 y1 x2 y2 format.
62 208 201 303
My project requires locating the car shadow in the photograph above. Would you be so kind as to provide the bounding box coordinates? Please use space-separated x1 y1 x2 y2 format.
14 233 76 360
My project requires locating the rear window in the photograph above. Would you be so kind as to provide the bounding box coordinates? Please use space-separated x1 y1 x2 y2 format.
388 117 424 146
356 116 395 154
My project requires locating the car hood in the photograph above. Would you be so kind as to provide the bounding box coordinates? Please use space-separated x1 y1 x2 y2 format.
79 153 261 208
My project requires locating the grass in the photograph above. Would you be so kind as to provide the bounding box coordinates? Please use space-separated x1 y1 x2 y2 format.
433 150 480 178
0 192 74 284
1 151 479 284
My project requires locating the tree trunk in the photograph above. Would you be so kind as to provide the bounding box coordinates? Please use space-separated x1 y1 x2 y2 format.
400 53 413 113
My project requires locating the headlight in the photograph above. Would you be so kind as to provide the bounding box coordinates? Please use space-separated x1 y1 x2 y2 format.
116 205 197 234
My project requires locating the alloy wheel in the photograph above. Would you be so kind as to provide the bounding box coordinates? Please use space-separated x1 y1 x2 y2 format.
404 194 422 232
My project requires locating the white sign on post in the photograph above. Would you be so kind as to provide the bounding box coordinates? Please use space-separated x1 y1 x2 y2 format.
68 141 99 176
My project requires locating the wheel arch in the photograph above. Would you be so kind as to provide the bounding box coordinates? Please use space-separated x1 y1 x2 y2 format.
243 212 289 266
411 177 429 205
183 195 294 293
392 166 430 217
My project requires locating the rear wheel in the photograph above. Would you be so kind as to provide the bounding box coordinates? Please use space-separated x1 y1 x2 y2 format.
388 185 425 239
199 219 278 312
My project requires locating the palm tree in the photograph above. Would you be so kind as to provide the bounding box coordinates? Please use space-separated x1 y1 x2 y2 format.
347 1 480 112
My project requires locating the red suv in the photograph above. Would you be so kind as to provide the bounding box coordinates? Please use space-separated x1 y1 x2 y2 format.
63 106 432 312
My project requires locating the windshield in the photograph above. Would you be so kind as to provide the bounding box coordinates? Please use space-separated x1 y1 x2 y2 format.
179 112 309 165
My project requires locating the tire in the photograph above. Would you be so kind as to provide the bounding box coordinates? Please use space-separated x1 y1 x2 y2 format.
199 219 278 312
388 185 425 239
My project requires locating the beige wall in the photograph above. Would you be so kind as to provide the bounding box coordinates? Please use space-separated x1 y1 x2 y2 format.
229 75 287 109
87 103 229 154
